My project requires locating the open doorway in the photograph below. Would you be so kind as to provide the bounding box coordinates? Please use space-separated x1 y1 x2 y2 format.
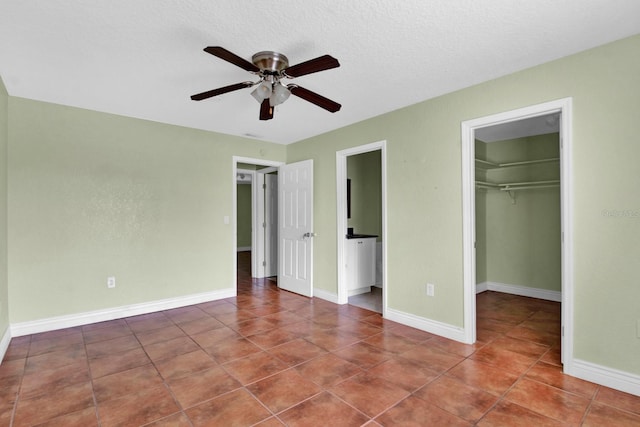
346 150 383 312
233 157 284 292
233 156 315 299
336 141 387 314
236 168 254 281
461 98 573 370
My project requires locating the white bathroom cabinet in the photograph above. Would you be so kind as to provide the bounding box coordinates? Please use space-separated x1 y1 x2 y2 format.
346 237 376 296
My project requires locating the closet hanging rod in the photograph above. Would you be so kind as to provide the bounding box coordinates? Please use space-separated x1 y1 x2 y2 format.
500 180 560 187
500 184 559 191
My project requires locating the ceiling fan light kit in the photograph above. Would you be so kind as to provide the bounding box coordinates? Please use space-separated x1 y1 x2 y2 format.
270 82 291 106
191 46 341 121
250 80 273 103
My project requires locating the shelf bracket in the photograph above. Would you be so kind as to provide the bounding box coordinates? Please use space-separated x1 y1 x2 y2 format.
506 189 517 204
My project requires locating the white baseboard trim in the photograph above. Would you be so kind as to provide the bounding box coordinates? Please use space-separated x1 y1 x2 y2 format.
313 288 340 304
476 282 489 293
385 307 466 343
569 359 640 397
476 281 561 302
10 288 237 337
0 327 11 365
236 246 251 252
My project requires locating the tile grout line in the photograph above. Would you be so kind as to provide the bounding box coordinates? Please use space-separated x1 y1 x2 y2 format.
128 313 192 426
82 327 104 427
7 337 30 427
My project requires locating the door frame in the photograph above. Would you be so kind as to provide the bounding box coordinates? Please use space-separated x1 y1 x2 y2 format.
460 98 574 370
232 157 284 289
262 169 279 277
253 166 278 278
336 140 388 312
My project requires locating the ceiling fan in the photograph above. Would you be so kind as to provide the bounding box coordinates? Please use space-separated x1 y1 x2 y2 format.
191 46 341 120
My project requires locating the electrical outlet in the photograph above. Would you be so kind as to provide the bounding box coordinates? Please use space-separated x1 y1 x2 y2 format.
426 283 435 297
107 276 116 289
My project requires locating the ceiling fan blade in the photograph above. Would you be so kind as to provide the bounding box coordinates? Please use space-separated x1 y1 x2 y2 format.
190 82 254 101
284 55 340 77
289 85 341 113
260 99 274 120
203 46 260 73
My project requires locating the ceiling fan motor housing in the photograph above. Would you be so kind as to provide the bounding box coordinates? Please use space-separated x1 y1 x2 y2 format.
252 51 289 74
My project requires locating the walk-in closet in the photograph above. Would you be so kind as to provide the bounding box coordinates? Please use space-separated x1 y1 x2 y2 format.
475 116 562 302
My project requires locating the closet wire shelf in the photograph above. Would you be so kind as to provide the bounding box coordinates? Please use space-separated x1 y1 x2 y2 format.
475 157 559 169
475 180 560 204
475 157 560 191
475 180 560 191
475 157 560 203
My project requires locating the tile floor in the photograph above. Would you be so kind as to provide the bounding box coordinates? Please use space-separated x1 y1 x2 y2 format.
348 287 382 314
1 252 640 426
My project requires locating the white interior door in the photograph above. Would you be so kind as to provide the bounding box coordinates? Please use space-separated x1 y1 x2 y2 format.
278 160 313 297
264 173 278 277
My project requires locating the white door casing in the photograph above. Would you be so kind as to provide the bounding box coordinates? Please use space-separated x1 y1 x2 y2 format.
278 159 314 297
253 167 279 278
232 156 284 288
460 98 573 371
336 141 387 310
265 173 278 277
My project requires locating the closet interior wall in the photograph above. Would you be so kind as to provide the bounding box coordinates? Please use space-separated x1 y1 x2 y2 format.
475 133 561 295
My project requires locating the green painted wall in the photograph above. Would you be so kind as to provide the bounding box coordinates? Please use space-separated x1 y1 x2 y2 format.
7 98 285 323
0 77 8 338
476 134 561 292
236 184 252 248
288 34 640 374
347 150 382 239
237 163 257 170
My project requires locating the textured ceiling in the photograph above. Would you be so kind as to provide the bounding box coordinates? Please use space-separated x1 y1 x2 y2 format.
1 1 639 144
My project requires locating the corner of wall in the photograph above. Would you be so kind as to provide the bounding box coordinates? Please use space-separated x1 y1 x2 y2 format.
0 74 10 363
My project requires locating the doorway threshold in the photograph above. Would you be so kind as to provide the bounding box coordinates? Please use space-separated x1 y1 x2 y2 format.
348 287 382 313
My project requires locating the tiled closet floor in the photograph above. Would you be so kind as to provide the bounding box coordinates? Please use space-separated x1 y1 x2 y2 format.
2 253 640 426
